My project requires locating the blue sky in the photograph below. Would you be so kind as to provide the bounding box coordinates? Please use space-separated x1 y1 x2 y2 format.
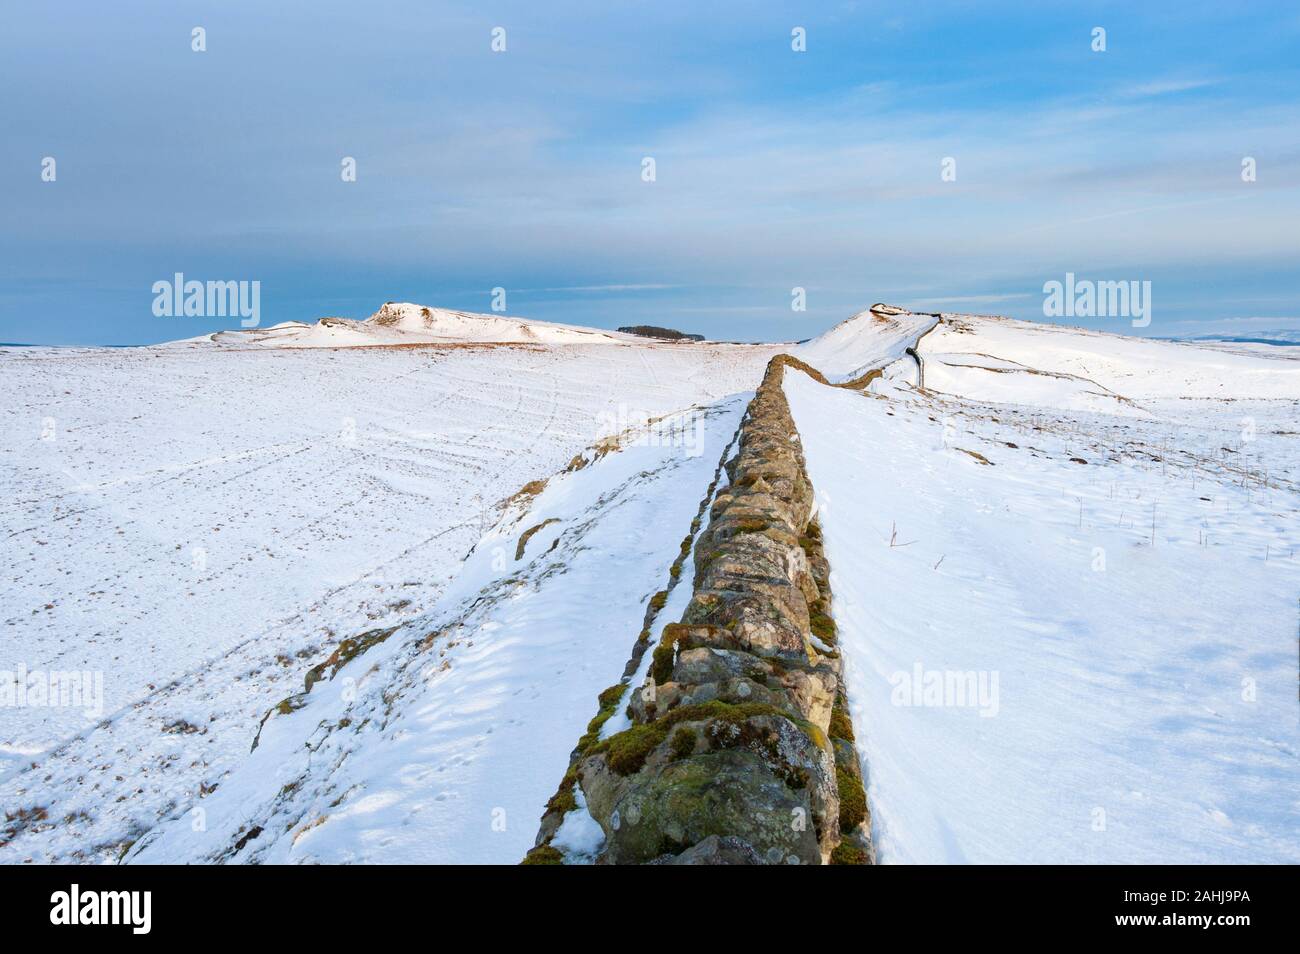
2 1 1299 345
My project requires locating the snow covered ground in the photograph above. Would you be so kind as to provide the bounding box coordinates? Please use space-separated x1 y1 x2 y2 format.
3 301 1295 865
785 314 1299 863
129 400 745 864
0 322 776 862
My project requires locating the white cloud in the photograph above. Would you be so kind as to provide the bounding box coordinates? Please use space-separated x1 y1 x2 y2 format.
1116 77 1219 99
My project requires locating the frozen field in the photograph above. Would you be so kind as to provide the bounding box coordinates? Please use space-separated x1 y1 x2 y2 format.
2 304 1295 864
0 323 777 861
786 315 1300 863
131 399 745 864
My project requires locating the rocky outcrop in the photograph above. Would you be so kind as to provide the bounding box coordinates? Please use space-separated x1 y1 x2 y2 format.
529 355 874 864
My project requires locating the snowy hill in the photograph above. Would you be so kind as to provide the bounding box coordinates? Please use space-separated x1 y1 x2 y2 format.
920 313 1299 405
794 303 937 381
185 302 645 348
783 307 1300 863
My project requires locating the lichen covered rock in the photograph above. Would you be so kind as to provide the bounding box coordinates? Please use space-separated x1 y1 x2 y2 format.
537 354 875 865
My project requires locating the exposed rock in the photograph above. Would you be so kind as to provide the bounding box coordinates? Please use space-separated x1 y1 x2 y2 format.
651 834 762 865
780 664 838 732
593 749 822 864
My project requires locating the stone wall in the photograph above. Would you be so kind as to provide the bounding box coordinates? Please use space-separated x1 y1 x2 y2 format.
527 355 873 865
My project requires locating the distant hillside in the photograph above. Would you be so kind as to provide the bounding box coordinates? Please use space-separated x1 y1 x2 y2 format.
616 325 704 341
180 302 644 348
1176 333 1300 346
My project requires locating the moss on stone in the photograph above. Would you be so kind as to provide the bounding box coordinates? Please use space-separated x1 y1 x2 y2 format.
520 845 564 865
651 623 689 684
601 722 667 776
545 782 578 815
650 644 676 686
804 721 830 751
810 612 837 643
597 684 626 710
592 700 799 777
830 841 868 865
669 726 697 760
829 702 856 742
576 684 629 752
837 765 867 832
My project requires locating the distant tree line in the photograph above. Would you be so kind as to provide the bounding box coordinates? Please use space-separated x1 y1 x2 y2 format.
617 325 704 341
